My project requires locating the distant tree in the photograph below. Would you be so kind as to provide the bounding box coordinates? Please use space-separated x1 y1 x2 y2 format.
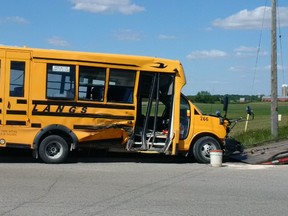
187 93 263 104
194 91 215 103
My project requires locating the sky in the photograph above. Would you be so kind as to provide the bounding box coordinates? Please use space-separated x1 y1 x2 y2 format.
1 0 288 96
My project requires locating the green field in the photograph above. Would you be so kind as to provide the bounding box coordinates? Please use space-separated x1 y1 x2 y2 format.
194 102 288 147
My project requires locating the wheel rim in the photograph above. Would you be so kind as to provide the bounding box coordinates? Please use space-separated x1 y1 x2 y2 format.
201 143 217 159
45 142 63 159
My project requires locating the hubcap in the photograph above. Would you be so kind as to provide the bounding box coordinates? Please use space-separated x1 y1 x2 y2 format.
46 142 63 159
202 143 216 158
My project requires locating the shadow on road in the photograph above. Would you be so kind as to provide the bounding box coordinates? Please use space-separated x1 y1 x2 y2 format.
0 148 196 164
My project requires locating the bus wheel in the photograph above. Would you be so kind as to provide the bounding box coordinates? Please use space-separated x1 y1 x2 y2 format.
192 136 221 163
39 135 69 164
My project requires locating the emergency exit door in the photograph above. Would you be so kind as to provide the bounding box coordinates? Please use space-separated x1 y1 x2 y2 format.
3 51 30 126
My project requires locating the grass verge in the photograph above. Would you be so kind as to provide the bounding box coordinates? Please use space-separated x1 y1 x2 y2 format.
233 125 288 149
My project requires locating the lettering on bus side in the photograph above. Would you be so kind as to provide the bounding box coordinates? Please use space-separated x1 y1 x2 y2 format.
31 100 135 120
33 104 88 114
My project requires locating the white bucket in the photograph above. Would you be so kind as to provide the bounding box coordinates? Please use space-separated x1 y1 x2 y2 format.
210 150 223 167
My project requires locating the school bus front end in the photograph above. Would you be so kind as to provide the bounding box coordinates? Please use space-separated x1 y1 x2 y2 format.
178 97 236 163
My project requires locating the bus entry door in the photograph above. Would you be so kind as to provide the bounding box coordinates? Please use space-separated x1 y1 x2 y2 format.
3 51 30 127
129 72 175 152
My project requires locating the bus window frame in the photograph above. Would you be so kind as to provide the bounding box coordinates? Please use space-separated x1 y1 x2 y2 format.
46 63 75 100
78 65 106 102
107 68 136 104
9 61 25 98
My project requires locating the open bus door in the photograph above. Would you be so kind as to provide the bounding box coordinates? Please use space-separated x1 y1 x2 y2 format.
3 51 30 128
127 72 175 153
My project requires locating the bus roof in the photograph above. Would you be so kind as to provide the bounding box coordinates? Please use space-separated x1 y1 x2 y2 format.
0 45 184 75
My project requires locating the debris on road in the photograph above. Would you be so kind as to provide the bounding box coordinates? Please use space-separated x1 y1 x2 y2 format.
229 140 288 165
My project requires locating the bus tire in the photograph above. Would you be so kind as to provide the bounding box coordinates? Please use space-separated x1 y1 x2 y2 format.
192 136 221 163
39 135 69 164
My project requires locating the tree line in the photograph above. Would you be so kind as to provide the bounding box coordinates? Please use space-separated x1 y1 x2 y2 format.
186 91 262 104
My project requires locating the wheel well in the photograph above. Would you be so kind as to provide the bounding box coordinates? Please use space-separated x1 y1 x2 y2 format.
38 130 73 147
33 125 78 158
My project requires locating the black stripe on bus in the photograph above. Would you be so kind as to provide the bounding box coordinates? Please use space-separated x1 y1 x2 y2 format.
33 57 139 68
17 99 27 104
74 125 100 130
32 100 135 110
73 125 130 130
0 98 2 103
6 143 31 149
32 111 134 120
6 120 26 126
73 125 132 131
31 123 41 128
7 110 27 115
0 109 1 114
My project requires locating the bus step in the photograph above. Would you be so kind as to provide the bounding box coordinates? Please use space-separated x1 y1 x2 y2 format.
134 141 166 147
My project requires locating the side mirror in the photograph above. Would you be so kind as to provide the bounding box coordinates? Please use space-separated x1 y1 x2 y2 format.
223 96 228 118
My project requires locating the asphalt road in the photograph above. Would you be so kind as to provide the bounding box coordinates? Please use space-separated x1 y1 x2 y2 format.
0 150 288 216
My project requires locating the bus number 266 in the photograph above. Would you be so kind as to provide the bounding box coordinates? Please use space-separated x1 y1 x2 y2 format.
200 116 209 121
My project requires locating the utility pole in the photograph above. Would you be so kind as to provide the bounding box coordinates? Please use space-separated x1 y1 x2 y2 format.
271 0 278 137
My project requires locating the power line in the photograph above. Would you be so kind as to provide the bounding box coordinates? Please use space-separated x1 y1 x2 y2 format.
251 0 268 96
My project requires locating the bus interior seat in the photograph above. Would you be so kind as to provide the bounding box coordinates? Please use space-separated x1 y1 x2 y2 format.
107 86 133 103
10 87 24 97
91 86 104 101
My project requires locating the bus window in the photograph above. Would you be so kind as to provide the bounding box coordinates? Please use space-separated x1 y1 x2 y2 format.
78 66 106 101
107 69 136 103
46 64 75 100
10 61 25 97
180 95 190 139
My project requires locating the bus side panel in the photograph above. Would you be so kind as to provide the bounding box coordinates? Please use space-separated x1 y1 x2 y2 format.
29 61 135 147
29 105 134 142
0 126 40 148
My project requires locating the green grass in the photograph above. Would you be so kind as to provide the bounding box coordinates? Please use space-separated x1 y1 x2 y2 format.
194 102 288 148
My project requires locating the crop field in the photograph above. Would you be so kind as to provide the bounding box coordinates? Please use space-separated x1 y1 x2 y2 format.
195 102 288 137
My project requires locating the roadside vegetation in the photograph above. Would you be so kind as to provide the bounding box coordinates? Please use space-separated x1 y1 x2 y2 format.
189 92 288 149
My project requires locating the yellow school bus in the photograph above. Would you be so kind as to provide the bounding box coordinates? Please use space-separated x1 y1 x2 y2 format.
0 45 239 163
